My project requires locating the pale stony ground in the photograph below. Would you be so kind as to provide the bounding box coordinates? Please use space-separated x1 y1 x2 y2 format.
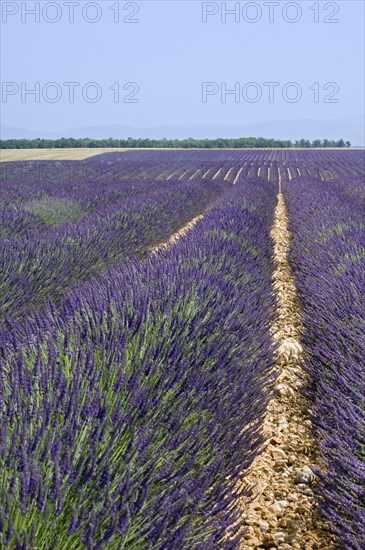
228 193 336 549
0 148 127 162
150 215 204 254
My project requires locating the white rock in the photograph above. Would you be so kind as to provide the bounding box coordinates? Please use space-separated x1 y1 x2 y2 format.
258 521 270 533
270 447 287 461
269 502 284 514
274 531 286 542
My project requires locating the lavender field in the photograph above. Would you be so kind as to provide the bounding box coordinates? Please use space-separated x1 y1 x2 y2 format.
0 149 364 549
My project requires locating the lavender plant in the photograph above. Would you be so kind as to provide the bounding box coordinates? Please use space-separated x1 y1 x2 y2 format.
283 175 365 549
0 171 227 320
0 181 276 548
2 148 364 548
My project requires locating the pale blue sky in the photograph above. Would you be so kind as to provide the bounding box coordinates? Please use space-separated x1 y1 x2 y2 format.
1 0 364 138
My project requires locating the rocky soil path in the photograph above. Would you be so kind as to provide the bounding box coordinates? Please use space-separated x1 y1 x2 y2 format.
150 214 204 254
236 191 336 549
149 190 337 549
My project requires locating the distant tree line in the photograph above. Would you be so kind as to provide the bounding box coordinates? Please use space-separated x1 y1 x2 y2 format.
0 137 351 149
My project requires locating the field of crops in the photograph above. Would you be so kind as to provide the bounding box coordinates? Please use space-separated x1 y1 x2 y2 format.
0 149 364 549
0 149 128 162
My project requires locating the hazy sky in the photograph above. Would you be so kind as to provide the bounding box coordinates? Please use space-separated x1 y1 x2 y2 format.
1 0 364 133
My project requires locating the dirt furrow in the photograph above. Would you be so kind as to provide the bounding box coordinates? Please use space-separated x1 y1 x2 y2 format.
150 215 204 254
234 191 336 549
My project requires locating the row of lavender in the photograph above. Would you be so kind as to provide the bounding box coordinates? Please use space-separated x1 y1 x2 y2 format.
2 150 363 194
94 149 364 184
1 165 227 320
283 176 365 549
0 181 277 548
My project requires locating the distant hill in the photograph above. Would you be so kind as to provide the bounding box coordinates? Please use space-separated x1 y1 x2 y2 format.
1 116 364 146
